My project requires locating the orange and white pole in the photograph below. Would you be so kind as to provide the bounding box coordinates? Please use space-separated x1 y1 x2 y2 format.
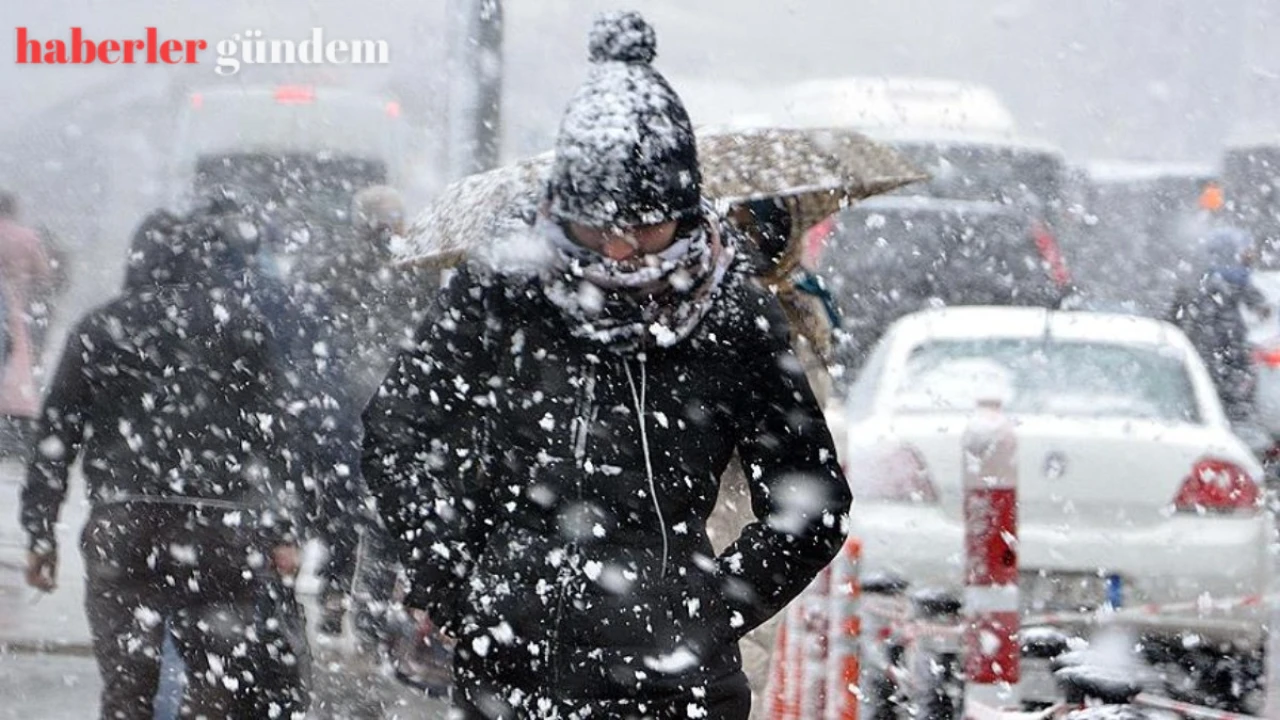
962 398 1020 714
799 568 833 719
765 608 795 719
824 537 862 720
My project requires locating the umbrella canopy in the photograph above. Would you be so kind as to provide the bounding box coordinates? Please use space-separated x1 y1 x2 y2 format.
394 152 551 270
398 126 925 269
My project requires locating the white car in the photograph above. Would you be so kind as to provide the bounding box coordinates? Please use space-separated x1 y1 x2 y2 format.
843 307 1269 644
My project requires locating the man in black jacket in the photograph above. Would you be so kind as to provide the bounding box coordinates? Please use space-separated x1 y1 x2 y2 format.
1167 226 1269 422
361 12 851 719
20 204 311 719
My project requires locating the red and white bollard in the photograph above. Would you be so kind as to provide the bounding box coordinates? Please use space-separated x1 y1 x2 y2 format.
766 571 835 720
764 613 791 719
962 398 1020 714
799 569 833 720
766 602 804 720
824 538 862 720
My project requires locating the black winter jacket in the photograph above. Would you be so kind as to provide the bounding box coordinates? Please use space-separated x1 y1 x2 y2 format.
21 212 300 555
1167 271 1264 418
361 261 851 702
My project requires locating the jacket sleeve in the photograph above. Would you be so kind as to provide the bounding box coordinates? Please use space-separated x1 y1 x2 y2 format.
361 267 499 630
20 321 92 555
717 287 851 638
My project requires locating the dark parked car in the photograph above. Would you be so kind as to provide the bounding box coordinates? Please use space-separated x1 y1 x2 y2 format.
816 195 1072 377
170 84 411 262
873 132 1069 216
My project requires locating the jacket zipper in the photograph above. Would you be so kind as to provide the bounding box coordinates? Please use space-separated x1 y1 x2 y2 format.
548 360 597 697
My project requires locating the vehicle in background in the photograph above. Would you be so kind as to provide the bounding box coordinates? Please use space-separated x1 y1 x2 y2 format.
869 130 1071 233
814 195 1071 379
775 76 1018 136
770 80 1078 364
679 75 1070 235
679 76 1063 214
1073 160 1217 316
698 76 1068 218
169 84 413 262
677 75 1018 137
756 76 1069 222
845 306 1269 711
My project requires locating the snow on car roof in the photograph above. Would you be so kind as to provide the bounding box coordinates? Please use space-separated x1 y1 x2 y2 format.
670 75 1060 155
859 127 1063 156
889 307 1182 348
1085 159 1217 184
780 76 1018 134
1224 131 1280 150
850 195 1016 217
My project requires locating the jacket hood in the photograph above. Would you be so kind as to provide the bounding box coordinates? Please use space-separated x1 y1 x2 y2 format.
124 209 186 291
124 208 260 292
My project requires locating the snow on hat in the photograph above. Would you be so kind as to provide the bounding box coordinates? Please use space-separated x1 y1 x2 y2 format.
547 11 702 229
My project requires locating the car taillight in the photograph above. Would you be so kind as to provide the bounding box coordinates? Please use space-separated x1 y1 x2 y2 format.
802 214 837 269
1173 458 1260 515
189 92 203 109
1031 222 1072 288
385 100 402 118
855 445 939 503
1254 347 1280 368
274 84 316 103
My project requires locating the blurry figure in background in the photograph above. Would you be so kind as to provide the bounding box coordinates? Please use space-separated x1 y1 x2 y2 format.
20 206 311 719
0 190 54 457
729 196 843 399
338 184 432 395
717 196 845 715
29 223 71 361
1168 226 1270 423
1200 180 1226 217
309 185 426 653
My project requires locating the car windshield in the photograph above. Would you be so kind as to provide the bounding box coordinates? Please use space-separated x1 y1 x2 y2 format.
177 91 406 164
819 203 1063 375
892 338 1200 422
194 153 387 212
889 141 1065 209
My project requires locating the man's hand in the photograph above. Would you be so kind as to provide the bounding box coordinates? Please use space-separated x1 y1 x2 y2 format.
271 544 301 578
25 551 57 592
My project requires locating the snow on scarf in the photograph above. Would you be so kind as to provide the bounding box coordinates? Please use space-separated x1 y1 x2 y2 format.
539 209 734 352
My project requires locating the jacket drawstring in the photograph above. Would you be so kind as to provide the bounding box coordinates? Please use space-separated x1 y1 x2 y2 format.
624 356 668 578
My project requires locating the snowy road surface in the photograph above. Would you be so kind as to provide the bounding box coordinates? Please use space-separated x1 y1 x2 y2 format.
0 652 101 719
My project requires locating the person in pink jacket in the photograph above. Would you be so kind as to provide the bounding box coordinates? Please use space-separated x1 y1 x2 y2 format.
0 191 54 455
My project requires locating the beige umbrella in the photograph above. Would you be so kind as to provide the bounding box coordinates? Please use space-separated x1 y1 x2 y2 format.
702 126 927 280
395 152 552 270
397 126 925 269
